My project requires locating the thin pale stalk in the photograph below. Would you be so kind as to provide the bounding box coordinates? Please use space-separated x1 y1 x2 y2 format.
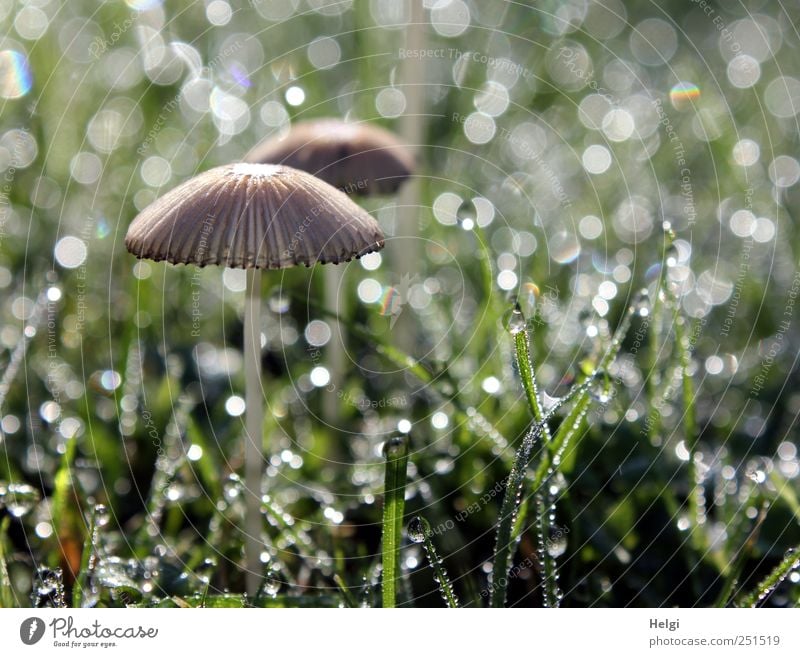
323 264 344 423
389 0 427 354
381 436 409 608
244 268 264 597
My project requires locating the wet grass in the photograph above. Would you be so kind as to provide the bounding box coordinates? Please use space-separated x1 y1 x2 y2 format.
1 0 800 610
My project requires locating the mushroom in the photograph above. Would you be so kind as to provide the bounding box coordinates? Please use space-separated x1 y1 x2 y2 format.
125 162 384 595
247 120 414 419
246 118 414 196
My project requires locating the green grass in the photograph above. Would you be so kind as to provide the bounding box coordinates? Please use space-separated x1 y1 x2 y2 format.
381 435 410 608
0 0 799 610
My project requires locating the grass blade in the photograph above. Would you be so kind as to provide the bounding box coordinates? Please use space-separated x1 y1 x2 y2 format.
0 517 15 608
72 505 100 608
675 313 702 546
490 422 545 607
736 546 800 608
333 573 358 608
512 310 548 427
533 293 646 493
536 492 561 607
381 435 410 608
490 378 596 607
714 501 767 607
408 516 459 608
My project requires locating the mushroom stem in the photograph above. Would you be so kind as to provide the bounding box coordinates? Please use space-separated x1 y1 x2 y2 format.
323 264 344 423
243 267 264 597
390 0 427 355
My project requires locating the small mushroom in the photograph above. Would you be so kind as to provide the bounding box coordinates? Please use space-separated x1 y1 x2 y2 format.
125 163 384 267
246 119 414 196
247 121 415 421
125 162 384 595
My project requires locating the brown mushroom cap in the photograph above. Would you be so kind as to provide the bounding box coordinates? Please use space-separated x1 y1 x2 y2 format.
125 163 385 269
245 119 414 196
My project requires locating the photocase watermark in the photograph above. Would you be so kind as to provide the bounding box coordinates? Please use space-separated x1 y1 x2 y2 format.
690 0 747 55
281 199 338 261
721 187 755 339
19 617 45 645
305 334 407 411
555 47 618 107
398 47 535 81
652 100 696 226
750 267 800 397
638 315 707 437
1 128 32 253
73 216 95 334
189 214 216 337
137 39 244 155
340 178 369 196
280 183 371 261
337 388 407 411
88 10 140 59
138 97 181 156
20 616 158 649
452 111 574 210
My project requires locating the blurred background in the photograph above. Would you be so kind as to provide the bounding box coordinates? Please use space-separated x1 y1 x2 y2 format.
0 0 799 607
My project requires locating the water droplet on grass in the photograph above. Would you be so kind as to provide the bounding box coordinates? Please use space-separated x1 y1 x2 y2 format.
507 304 526 334
407 516 427 543
223 474 243 502
94 503 110 528
0 482 40 517
665 244 679 267
635 288 650 316
382 435 408 459
33 567 66 608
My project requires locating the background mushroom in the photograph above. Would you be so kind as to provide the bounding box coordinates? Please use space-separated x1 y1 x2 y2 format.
247 119 414 420
125 162 384 595
245 119 414 196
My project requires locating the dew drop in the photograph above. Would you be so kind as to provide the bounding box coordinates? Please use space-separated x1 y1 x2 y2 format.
94 503 110 528
0 482 40 518
261 569 282 598
665 244 679 268
33 567 66 608
223 473 243 502
507 304 526 335
382 435 408 459
268 292 290 314
635 288 650 317
407 516 427 544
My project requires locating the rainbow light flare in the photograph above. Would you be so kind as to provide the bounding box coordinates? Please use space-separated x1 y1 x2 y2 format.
0 50 33 99
669 81 700 108
379 287 400 316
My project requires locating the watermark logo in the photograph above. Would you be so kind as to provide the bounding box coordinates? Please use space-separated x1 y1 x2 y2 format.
20 617 45 645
